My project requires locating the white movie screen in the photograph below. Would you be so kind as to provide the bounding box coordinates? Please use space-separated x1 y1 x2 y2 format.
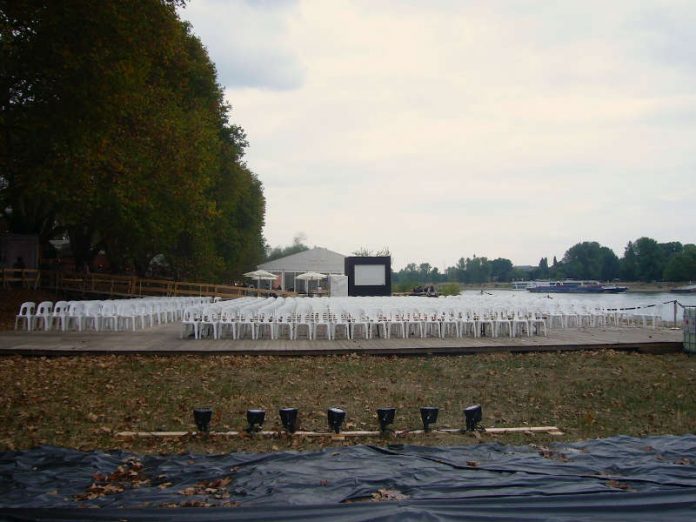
354 264 386 286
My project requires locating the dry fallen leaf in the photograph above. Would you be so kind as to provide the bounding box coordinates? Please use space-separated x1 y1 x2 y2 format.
371 489 408 502
606 480 633 491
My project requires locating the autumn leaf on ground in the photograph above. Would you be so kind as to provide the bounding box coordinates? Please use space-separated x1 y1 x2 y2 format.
606 480 633 491
371 489 408 502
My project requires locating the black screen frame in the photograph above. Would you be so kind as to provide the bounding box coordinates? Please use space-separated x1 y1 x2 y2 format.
345 256 392 296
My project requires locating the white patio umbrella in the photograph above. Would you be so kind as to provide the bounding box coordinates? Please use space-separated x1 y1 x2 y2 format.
243 269 278 289
296 271 327 294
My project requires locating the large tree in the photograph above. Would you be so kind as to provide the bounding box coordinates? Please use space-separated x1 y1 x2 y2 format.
490 257 514 282
663 244 696 282
561 241 620 281
625 237 665 282
1 0 265 279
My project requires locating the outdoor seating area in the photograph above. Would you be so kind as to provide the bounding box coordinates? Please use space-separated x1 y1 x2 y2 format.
180 294 666 341
14 297 211 332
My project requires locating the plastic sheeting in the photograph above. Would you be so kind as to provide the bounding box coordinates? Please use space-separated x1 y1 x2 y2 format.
1 435 696 520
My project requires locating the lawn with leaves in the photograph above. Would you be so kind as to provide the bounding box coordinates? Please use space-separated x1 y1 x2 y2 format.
1 350 695 454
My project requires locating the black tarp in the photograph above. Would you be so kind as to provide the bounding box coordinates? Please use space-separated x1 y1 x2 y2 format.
1 435 696 520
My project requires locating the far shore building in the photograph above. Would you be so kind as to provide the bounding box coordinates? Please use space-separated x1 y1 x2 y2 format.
257 247 346 292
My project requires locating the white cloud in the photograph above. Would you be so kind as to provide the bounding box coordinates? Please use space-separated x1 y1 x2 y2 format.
180 0 696 268
182 0 304 90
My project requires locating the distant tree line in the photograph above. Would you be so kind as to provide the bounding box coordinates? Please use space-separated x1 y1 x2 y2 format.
0 0 265 280
265 234 309 263
392 237 696 289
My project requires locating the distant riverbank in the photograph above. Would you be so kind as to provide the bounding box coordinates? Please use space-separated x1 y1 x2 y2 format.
453 281 691 293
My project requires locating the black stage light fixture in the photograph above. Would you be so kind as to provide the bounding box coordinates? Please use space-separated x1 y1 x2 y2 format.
279 407 299 433
464 404 483 432
193 407 212 433
420 406 439 432
377 407 396 433
327 407 346 434
246 409 266 433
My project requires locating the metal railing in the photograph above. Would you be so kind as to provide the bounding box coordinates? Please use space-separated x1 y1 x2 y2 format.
0 269 293 299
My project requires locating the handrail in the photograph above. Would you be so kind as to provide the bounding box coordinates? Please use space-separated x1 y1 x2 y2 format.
0 268 295 299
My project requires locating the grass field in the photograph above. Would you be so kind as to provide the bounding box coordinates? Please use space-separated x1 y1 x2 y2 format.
2 350 695 454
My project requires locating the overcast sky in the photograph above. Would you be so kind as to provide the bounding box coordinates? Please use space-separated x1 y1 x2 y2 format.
179 0 696 269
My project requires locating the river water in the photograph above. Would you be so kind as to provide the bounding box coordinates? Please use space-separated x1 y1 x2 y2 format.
460 290 696 323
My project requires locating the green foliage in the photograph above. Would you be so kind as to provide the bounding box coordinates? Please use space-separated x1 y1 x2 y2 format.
393 255 509 286
561 242 620 281
437 283 461 296
392 235 691 288
663 245 696 281
265 234 309 262
622 237 666 282
0 0 265 280
392 281 415 293
534 257 550 279
352 247 391 256
491 258 515 282
621 241 638 280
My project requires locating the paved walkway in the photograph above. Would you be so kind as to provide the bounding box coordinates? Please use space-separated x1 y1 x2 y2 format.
0 324 684 356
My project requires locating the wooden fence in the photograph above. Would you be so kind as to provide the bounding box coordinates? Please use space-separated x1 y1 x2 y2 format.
0 269 292 299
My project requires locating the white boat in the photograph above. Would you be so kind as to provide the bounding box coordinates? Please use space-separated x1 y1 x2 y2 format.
512 281 549 290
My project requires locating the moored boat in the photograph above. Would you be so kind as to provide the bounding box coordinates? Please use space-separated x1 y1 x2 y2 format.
512 281 548 290
527 280 628 294
600 285 629 294
672 284 696 294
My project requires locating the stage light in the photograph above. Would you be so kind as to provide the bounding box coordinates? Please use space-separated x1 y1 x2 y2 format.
464 404 483 431
420 406 439 432
376 407 396 433
193 407 212 433
279 407 299 433
246 409 266 433
327 407 346 434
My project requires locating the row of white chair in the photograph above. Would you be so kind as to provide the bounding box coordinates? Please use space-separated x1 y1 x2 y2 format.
15 297 211 332
182 297 555 341
181 294 668 341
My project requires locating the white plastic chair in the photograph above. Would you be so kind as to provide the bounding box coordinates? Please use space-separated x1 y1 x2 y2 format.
348 312 370 340
440 313 460 338
117 303 139 331
50 301 69 331
331 312 351 340
494 312 513 338
199 307 221 339
15 302 35 331
236 315 257 340
529 314 547 336
275 314 294 340
292 313 313 340
34 301 53 331
313 312 333 341
64 302 86 331
82 302 102 331
511 314 530 337
459 313 478 338
385 312 405 339
100 301 119 331
254 313 276 340
181 307 202 339
218 309 237 340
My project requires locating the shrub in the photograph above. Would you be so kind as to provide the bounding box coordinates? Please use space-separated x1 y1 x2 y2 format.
438 283 461 296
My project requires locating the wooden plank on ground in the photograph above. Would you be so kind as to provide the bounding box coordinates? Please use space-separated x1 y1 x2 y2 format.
115 426 563 438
